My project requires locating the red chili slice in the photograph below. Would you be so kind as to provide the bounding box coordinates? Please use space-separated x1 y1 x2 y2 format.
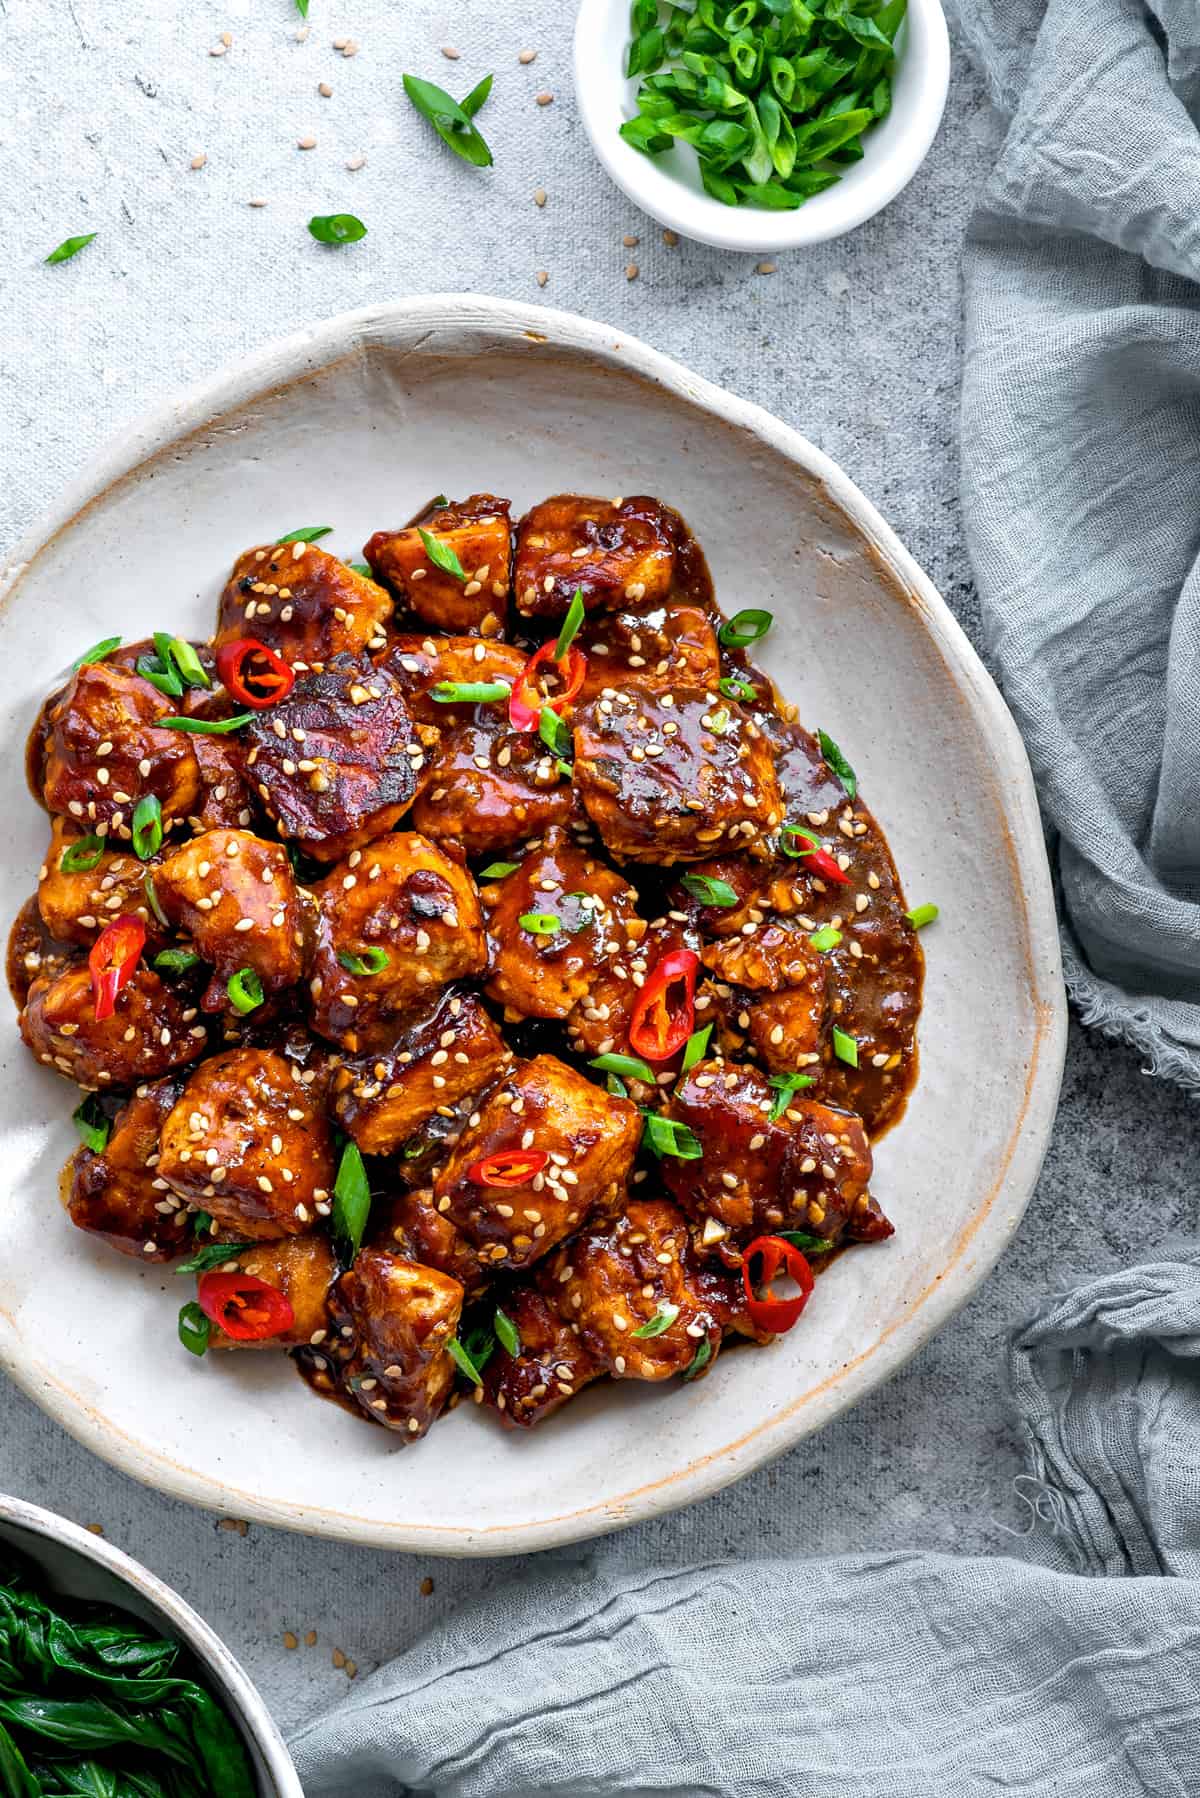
197 1270 295 1341
508 641 587 733
741 1235 815 1334
803 844 851 885
88 915 146 1022
467 1149 550 1188
214 637 296 709
628 948 700 1062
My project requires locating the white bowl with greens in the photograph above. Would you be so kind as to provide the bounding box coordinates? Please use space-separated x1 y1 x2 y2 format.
0 1493 302 1795
575 0 950 249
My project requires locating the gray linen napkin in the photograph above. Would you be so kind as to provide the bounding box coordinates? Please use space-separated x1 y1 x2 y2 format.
289 1251 1200 1795
953 0 1200 1084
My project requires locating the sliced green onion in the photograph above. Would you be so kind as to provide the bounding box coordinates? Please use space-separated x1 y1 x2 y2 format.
478 860 519 879
809 925 842 952
178 1302 210 1357
402 72 495 169
779 823 820 859
337 946 391 976
554 587 586 659
174 1240 251 1276
59 835 104 874
46 232 97 265
767 1071 815 1121
680 873 738 908
160 713 253 734
538 705 573 769
459 1318 497 1374
817 729 857 799
704 706 731 736
144 872 169 928
719 676 756 701
518 912 561 935
832 1026 858 1068
131 794 163 861
333 1140 372 1264
778 1229 835 1255
308 213 368 245
417 527 467 582
641 1112 703 1160
590 1051 656 1084
631 1302 679 1339
718 609 772 648
606 1072 629 1098
277 526 333 543
164 636 210 690
227 967 264 1014
448 1336 485 1386
72 1095 110 1153
346 561 373 577
431 680 511 704
682 1338 713 1381
136 652 184 698
494 1306 521 1357
71 635 122 671
907 903 939 930
154 948 201 975
680 1024 713 1074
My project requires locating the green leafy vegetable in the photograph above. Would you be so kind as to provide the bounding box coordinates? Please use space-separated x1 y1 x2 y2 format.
554 588 586 658
131 795 162 862
620 0 906 211
70 636 121 671
518 911 561 935
907 902 939 930
809 924 842 952
718 608 773 648
832 1025 859 1067
680 873 738 908
417 527 468 581
333 1141 371 1263
174 1240 251 1276
818 727 857 798
642 1112 703 1160
478 860 519 879
46 232 97 264
337 946 391 976
767 1071 816 1120
226 968 263 1015
72 1096 111 1154
590 1051 657 1084
160 713 253 735
494 1306 521 1357
178 1301 211 1357
276 526 333 543
431 680 511 704
308 213 368 244
403 72 495 167
60 835 104 874
631 1302 680 1339
448 1336 485 1386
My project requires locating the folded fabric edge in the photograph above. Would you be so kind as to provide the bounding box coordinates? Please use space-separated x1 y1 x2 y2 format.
1060 925 1200 1093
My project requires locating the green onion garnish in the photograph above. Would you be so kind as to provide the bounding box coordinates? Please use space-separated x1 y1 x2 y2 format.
227 967 264 1014
161 636 210 690
817 729 857 799
143 872 169 928
641 1113 703 1160
131 795 163 861
494 1306 521 1357
60 835 104 874
308 213 368 245
779 823 820 859
277 526 333 544
154 948 201 975
809 925 842 952
177 1302 210 1357
767 1071 815 1121
907 903 939 930
447 1336 485 1386
718 676 756 701
538 706 573 772
174 1240 251 1276
680 873 738 908
417 527 467 582
431 680 511 704
136 652 183 698
46 232 97 265
518 912 561 935
779 1230 835 1255
332 1140 372 1264
337 946 391 976
631 1303 680 1340
831 1026 858 1068
402 71 495 169
606 1072 629 1098
72 1095 110 1153
590 1051 657 1084
682 1338 713 1381
160 713 253 734
718 609 772 648
346 561 373 577
71 636 122 671
680 1024 712 1074
554 587 586 659
478 860 519 879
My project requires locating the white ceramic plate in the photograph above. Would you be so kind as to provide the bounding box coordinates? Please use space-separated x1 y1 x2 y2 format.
574 0 951 251
0 1493 302 1795
0 297 1065 1555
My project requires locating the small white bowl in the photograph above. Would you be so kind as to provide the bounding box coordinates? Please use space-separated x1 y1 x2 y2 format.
0 1493 302 1796
574 0 950 250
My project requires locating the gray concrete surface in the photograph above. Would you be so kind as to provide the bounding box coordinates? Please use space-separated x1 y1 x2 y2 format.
3 0 1193 1738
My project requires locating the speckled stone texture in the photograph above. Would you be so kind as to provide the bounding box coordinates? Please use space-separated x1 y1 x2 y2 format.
2 0 1193 1740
